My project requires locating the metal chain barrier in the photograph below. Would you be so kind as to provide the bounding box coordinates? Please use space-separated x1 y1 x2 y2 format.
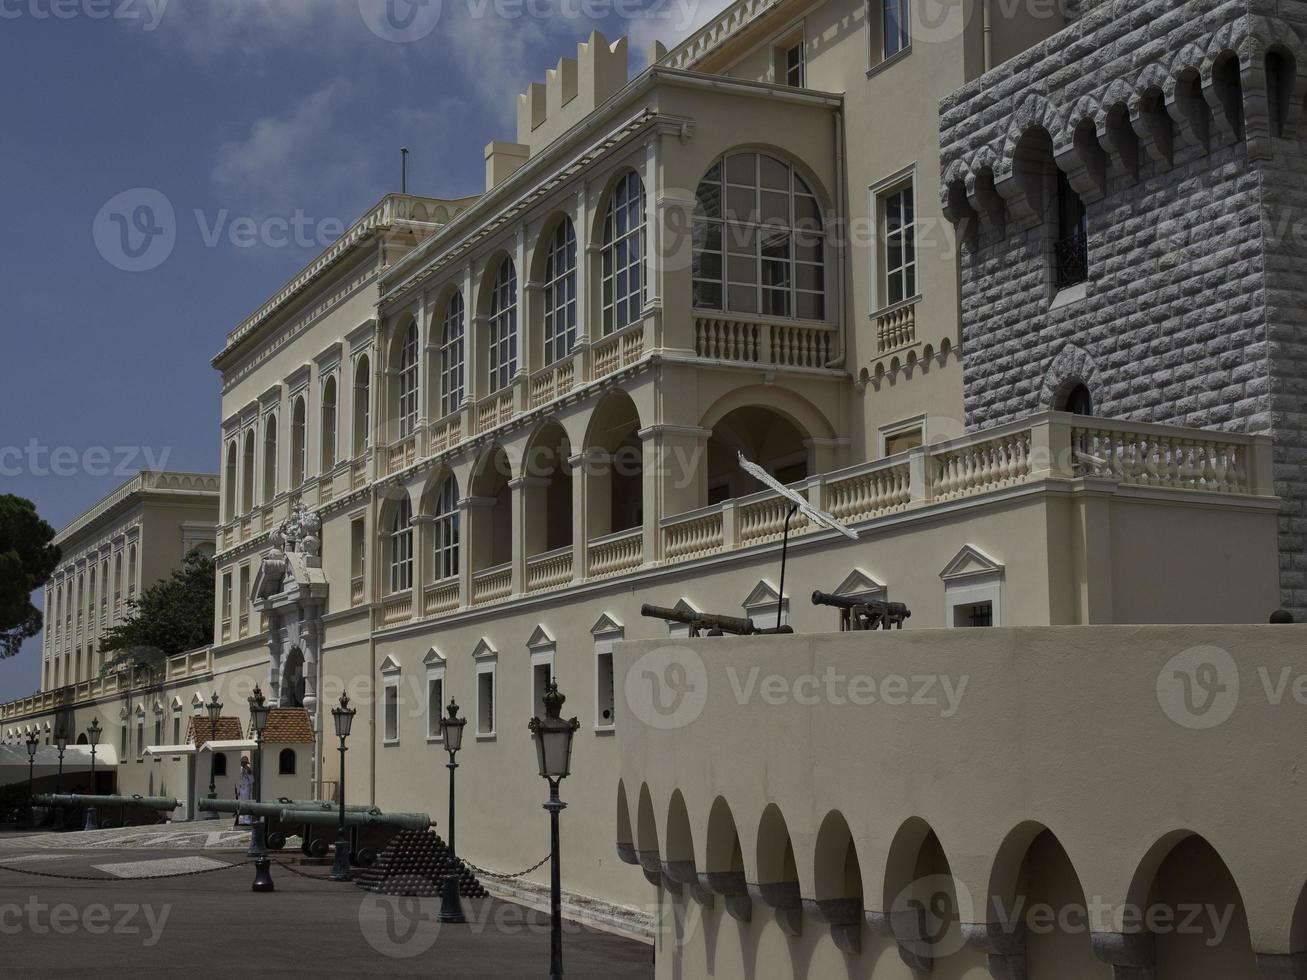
462 854 550 881
0 860 256 882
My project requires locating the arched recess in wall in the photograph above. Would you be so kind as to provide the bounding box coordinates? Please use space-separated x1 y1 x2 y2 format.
467 444 513 573
522 418 572 558
811 809 864 953
881 817 977 973
581 389 643 540
1121 831 1260 979
753 803 802 936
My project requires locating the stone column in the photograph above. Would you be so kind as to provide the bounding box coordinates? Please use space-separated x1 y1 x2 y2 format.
266 623 284 706
569 451 589 582
640 424 711 564
298 617 321 721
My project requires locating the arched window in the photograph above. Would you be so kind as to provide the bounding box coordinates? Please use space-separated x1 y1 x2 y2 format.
241 429 255 512
320 376 337 471
543 218 577 364
693 152 825 320
389 498 414 594
353 355 371 455
432 476 460 582
1060 382 1093 416
290 397 306 487
263 414 278 503
602 172 646 334
224 441 237 518
488 259 518 393
440 292 465 417
397 322 420 438
278 748 296 775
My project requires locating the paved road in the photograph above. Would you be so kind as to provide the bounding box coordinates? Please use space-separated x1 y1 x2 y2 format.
0 847 654 978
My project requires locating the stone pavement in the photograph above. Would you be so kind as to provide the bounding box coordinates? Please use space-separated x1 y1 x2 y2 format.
0 845 654 978
0 824 252 851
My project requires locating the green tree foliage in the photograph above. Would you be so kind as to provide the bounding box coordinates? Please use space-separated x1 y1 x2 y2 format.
0 495 60 659
100 550 215 675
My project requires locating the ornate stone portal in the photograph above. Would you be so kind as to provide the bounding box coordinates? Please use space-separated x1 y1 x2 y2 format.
250 505 329 730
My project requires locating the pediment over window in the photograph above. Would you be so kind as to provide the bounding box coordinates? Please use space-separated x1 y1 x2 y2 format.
742 580 784 610
379 654 402 675
471 637 498 661
939 545 1005 582
590 612 623 635
832 568 886 598
671 598 701 617
526 625 555 649
423 648 445 667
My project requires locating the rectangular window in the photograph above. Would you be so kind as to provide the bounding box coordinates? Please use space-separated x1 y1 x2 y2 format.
350 516 366 605
383 681 399 743
221 572 233 637
136 720 145 757
120 723 127 756
954 601 994 628
883 0 910 59
775 38 805 87
879 182 917 307
533 661 554 719
884 427 923 456
596 650 616 728
1055 171 1089 289
173 714 181 745
427 676 445 739
477 666 496 736
154 716 162 746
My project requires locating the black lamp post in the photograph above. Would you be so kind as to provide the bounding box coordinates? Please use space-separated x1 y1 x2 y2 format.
248 685 273 891
24 734 38 829
205 692 223 817
329 693 356 882
84 719 102 831
439 698 467 857
528 681 580 980
53 729 67 831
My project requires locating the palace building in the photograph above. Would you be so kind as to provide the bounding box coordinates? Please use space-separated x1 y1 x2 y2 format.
4 0 1305 969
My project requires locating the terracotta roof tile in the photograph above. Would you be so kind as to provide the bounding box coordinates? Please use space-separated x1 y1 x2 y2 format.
187 716 244 748
256 707 316 744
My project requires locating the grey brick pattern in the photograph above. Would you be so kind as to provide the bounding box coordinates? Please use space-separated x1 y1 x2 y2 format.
938 0 1307 615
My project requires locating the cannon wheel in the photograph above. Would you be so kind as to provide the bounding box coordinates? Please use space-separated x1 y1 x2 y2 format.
355 848 377 867
267 832 287 851
309 838 329 858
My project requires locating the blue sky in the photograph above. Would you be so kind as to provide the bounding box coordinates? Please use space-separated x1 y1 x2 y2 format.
0 0 724 699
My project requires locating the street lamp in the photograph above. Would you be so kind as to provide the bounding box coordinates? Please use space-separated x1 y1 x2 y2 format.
24 734 38 829
329 693 356 882
247 685 273 892
53 729 67 832
205 692 223 815
85 719 102 831
528 680 580 980
439 698 467 857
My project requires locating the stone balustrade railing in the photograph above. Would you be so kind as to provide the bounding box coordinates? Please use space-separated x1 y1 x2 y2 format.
530 356 577 409
876 298 917 354
588 528 644 578
526 548 574 593
377 591 414 629
424 578 460 616
472 563 513 605
694 314 835 368
350 575 365 606
476 390 514 435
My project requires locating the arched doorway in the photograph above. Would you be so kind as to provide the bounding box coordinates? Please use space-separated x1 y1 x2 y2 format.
707 405 810 505
281 648 305 708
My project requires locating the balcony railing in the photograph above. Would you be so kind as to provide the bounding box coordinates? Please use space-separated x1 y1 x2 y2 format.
876 298 917 354
424 578 460 616
593 323 645 378
476 390 515 435
429 414 463 455
350 575 365 606
694 314 834 368
378 591 414 628
472 563 513 605
530 356 577 409
526 547 573 593
386 434 419 476
587 528 644 579
662 511 724 562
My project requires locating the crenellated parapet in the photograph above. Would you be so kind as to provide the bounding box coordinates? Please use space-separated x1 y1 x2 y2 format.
940 0 1307 245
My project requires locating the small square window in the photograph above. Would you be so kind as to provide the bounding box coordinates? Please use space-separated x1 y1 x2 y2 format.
953 601 994 628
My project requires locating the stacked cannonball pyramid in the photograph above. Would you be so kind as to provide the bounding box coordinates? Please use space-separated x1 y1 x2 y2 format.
355 828 487 899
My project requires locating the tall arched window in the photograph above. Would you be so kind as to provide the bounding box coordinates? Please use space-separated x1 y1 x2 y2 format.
353 355 371 455
397 322 420 438
432 476 460 582
263 414 278 503
693 152 825 320
291 397 306 487
241 429 255 512
389 498 414 594
602 171 646 334
488 259 518 393
543 218 577 364
320 376 337 471
224 441 237 518
440 292 465 417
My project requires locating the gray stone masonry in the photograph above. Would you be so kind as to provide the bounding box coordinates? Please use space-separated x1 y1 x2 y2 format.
938 0 1307 614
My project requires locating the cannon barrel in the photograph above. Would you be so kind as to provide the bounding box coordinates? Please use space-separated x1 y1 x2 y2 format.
274 798 382 814
36 793 178 811
812 590 860 610
198 799 289 818
279 808 433 832
640 603 756 636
